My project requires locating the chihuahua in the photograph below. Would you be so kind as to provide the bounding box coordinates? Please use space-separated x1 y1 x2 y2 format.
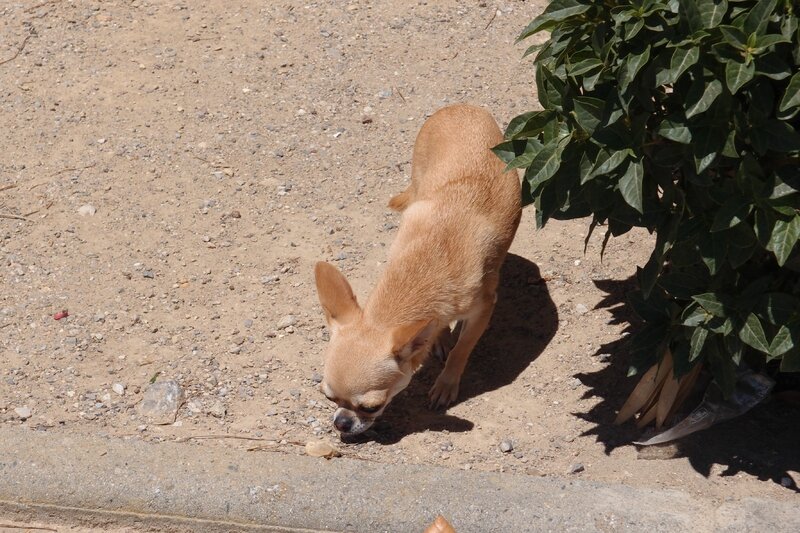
314 104 521 436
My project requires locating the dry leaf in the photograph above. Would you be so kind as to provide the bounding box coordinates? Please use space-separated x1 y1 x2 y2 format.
424 515 456 533
305 440 341 459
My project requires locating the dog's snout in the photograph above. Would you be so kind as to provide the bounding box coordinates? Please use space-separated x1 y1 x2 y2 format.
333 412 353 433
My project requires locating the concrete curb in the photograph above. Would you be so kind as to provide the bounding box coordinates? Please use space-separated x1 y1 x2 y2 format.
0 427 797 532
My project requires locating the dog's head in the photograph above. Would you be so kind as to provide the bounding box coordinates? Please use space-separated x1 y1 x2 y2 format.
313 261 435 436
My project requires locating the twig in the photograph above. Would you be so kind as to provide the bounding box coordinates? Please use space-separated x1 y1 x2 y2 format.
191 154 227 168
48 162 96 178
393 86 406 103
0 524 57 532
0 323 12 329
484 9 498 30
175 434 282 443
0 213 31 221
24 0 62 13
0 184 17 192
0 29 34 67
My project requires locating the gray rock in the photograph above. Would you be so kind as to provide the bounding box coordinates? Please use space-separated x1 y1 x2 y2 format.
277 315 297 329
138 380 184 424
142 270 154 279
310 371 323 384
499 440 514 453
14 406 32 420
575 303 589 315
569 462 585 474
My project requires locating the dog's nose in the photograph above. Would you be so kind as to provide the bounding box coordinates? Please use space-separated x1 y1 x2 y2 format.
333 412 353 433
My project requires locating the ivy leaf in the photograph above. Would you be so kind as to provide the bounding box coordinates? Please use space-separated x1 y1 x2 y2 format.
689 327 709 361
725 59 755 93
778 72 800 112
655 47 699 86
524 137 568 190
769 326 795 358
698 0 727 29
743 0 777 36
617 46 651 91
710 197 751 232
739 313 770 353
657 117 692 143
572 97 605 135
518 0 592 41
768 216 800 266
686 78 723 118
618 160 644 213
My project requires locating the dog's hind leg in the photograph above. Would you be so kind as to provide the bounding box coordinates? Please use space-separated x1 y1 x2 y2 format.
431 321 463 361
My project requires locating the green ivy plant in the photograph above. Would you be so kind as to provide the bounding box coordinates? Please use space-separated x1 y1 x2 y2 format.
496 0 800 396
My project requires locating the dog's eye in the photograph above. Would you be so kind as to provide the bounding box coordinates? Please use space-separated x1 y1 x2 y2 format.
360 405 382 414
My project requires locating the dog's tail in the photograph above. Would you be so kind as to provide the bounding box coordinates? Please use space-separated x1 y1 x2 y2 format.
388 188 413 212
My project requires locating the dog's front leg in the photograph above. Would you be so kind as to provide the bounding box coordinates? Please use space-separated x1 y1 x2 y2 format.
428 298 494 409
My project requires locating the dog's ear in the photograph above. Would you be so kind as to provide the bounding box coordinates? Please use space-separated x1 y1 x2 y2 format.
314 261 360 330
391 319 436 360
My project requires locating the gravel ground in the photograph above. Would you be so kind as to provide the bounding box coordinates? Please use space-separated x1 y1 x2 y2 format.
1 0 797 519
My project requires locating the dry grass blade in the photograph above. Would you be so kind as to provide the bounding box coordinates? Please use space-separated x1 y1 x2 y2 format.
0 184 17 192
667 363 703 422
615 349 674 425
656 373 681 429
0 30 34 67
0 212 32 221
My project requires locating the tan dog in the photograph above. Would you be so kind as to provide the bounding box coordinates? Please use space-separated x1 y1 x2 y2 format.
314 104 521 436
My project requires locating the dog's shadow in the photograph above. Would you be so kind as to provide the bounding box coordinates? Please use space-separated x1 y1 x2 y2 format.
363 253 558 444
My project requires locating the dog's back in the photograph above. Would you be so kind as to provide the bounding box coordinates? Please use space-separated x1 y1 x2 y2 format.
370 104 521 326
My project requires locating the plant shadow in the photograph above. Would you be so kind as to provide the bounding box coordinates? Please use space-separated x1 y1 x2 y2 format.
360 253 559 445
574 277 800 493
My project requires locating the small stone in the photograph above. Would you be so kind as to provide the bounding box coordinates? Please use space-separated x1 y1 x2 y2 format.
137 380 184 425
378 88 392 99
261 275 280 284
499 440 514 453
229 345 241 354
310 371 323 384
598 353 611 363
112 383 125 396
142 270 155 279
305 440 341 458
206 400 227 418
244 319 254 328
14 406 32 420
575 303 589 315
569 462 585 474
780 476 794 488
440 441 454 452
78 204 97 216
187 400 203 414
569 378 582 390
277 315 297 329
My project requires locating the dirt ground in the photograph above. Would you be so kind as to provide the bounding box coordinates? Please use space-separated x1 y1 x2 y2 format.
1 0 797 523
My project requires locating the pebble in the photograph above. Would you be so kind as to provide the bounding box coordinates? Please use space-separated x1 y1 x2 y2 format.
112 383 125 396
569 462 585 474
14 406 32 420
499 439 514 453
261 275 280 284
305 440 341 458
569 378 582 390
142 270 155 279
206 400 227 418
310 371 323 384
277 315 297 329
137 380 184 424
244 319 254 328
575 303 589 315
78 204 97 216
378 88 392 99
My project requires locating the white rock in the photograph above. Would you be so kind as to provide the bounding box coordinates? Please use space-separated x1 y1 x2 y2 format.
78 204 97 216
112 383 125 396
14 406 32 420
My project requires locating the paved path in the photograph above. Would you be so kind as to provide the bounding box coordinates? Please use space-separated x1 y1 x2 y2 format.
0 428 797 532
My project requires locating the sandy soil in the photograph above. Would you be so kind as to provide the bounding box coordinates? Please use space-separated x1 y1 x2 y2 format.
1 0 797 524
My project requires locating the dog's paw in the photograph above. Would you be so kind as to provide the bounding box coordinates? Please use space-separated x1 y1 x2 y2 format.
429 374 459 410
